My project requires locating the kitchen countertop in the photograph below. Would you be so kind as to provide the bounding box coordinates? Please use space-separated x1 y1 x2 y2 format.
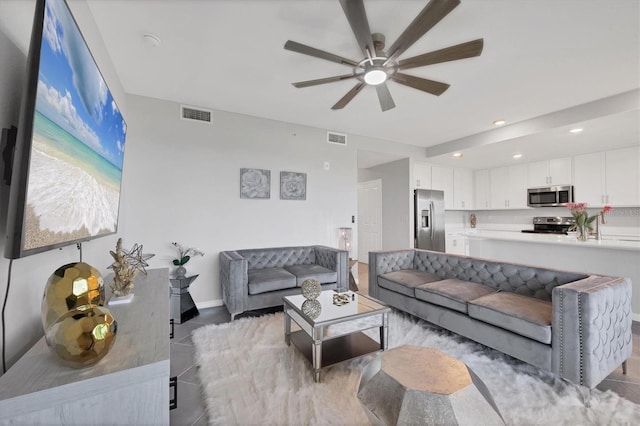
460 229 640 251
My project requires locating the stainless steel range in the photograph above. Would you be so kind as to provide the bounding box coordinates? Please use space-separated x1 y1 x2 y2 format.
521 216 575 235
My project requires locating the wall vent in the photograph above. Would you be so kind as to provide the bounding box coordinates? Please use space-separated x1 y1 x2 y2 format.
181 105 212 123
327 131 347 145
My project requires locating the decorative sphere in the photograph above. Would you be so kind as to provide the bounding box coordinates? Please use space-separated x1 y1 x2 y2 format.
41 262 117 368
301 279 321 300
44 306 117 368
301 299 322 319
41 262 105 332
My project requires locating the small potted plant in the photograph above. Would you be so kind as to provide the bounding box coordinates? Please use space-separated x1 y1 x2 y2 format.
171 242 204 278
171 243 204 278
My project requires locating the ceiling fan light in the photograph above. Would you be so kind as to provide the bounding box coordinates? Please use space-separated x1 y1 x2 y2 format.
364 69 387 85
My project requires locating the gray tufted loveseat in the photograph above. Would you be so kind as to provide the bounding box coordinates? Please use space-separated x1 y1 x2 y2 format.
369 248 633 389
220 245 348 320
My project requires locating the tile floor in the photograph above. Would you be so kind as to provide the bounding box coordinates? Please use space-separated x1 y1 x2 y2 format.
170 263 640 425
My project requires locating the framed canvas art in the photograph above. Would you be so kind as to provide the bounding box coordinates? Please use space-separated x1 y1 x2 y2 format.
280 171 307 200
240 168 270 199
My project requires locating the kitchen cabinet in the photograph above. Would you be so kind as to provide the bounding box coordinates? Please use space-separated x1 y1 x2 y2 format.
605 147 639 205
431 165 454 209
528 157 572 187
490 164 528 209
573 146 639 206
474 169 490 210
490 167 509 208
573 152 605 205
446 235 468 255
453 168 474 209
413 162 431 189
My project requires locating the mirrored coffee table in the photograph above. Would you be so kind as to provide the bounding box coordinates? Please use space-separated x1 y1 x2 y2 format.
283 290 390 383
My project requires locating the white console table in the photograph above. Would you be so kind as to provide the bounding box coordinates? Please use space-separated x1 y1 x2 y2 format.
0 268 170 425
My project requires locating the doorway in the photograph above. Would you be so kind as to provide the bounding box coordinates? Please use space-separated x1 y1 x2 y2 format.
357 179 382 263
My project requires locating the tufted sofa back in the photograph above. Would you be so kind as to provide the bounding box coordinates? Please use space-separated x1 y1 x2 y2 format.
414 250 588 301
238 246 315 270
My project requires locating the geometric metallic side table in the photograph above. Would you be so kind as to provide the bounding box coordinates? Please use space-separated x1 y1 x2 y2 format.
169 275 200 324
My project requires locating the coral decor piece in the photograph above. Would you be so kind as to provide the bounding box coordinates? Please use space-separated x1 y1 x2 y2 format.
566 203 613 241
109 238 149 296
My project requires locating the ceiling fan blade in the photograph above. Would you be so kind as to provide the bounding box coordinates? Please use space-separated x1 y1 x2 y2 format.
376 83 396 111
292 74 356 88
332 82 366 110
386 0 461 62
391 73 450 96
339 0 375 57
398 39 484 70
284 40 358 67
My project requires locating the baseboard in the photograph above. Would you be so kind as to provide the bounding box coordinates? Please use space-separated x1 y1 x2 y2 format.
633 313 640 323
196 299 224 309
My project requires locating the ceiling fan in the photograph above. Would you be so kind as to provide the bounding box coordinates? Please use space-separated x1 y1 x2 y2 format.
284 0 483 111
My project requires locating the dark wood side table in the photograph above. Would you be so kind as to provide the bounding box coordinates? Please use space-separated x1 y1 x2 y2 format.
169 274 199 324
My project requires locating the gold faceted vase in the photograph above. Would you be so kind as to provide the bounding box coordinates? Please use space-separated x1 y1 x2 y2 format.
41 262 117 368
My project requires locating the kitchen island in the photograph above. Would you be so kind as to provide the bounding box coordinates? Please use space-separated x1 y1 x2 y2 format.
466 230 640 320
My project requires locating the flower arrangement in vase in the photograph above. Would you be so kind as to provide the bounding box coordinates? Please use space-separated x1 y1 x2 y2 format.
171 242 205 278
566 203 613 241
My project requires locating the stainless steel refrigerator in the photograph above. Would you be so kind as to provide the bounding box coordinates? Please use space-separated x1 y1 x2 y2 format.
414 189 445 252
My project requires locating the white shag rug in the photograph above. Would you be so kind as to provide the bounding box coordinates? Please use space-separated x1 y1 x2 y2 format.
191 311 639 425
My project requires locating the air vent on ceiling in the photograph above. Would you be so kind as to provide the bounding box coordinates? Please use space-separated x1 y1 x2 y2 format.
327 131 347 145
181 105 212 123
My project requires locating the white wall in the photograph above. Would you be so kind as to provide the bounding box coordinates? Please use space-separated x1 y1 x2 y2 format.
120 94 358 307
358 158 412 250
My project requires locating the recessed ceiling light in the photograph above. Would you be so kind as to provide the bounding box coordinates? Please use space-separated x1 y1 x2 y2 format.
512 153 522 159
452 152 463 158
143 33 161 48
493 119 506 126
569 128 583 133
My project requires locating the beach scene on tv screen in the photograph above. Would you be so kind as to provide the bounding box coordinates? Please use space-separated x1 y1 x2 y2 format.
24 0 126 251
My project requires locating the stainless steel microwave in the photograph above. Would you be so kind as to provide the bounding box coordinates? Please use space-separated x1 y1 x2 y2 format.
527 185 574 207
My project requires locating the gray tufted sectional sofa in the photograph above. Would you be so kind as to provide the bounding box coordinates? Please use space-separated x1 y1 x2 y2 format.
220 245 348 320
369 248 633 389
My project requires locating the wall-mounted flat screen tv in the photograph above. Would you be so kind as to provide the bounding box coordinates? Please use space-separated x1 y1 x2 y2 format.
5 0 126 259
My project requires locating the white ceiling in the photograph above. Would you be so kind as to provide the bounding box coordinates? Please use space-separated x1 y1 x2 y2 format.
1 0 639 169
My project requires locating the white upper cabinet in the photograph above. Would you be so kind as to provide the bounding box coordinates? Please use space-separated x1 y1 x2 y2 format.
490 167 509 208
528 158 572 187
604 146 639 206
431 165 454 209
508 164 529 208
490 164 528 209
573 146 639 207
573 152 605 205
413 163 431 189
453 168 474 210
474 169 490 210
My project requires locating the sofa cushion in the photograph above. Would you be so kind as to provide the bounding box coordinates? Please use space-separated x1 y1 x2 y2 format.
248 267 297 295
415 279 497 313
378 270 441 297
468 292 552 344
284 264 337 286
